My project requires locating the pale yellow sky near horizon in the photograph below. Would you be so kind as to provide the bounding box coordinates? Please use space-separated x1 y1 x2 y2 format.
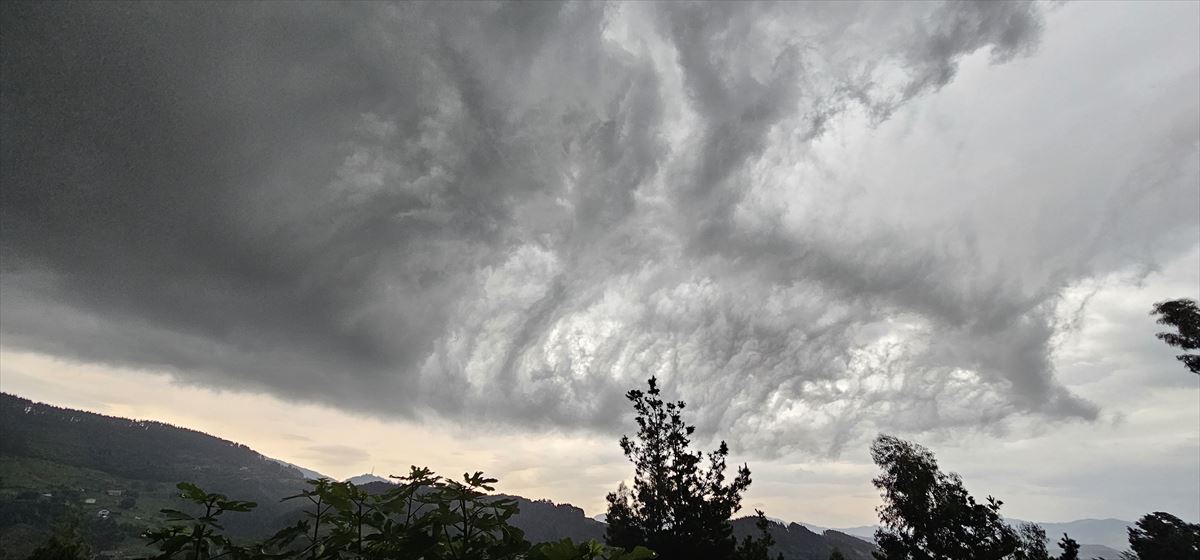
2 0 1200 534
2 250 1199 528
2 241 1198 528
0 345 893 526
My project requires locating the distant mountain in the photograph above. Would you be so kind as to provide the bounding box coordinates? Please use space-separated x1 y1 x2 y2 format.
731 519 876 560
345 473 391 485
269 458 327 480
1076 544 1125 560
804 517 1133 557
830 525 877 541
1008 518 1133 552
500 495 606 544
0 394 622 555
0 393 311 559
0 393 1135 560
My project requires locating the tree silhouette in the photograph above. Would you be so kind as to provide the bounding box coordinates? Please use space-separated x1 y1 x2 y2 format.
1056 534 1080 560
869 434 1019 560
1121 511 1200 559
1150 298 1200 374
1015 522 1050 560
735 510 783 560
605 377 753 559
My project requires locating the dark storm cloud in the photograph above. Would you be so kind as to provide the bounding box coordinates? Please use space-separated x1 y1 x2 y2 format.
3 1 1196 456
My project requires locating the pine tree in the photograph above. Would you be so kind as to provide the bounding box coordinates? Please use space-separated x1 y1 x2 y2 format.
605 377 752 560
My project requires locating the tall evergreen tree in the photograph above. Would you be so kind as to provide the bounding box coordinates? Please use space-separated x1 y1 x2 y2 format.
869 434 1019 560
605 377 752 559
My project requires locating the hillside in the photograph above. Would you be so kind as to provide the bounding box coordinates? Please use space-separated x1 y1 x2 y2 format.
354 481 608 545
0 393 313 558
0 393 1128 560
731 519 875 560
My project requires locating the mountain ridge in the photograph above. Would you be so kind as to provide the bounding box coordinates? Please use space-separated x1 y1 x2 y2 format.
0 393 1131 559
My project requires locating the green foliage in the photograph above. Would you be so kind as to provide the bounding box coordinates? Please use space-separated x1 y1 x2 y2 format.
528 538 656 560
143 482 258 560
0 393 309 540
1150 298 1200 374
28 511 91 560
869 434 1019 560
828 549 846 560
605 377 753 560
1120 511 1200 559
143 467 584 560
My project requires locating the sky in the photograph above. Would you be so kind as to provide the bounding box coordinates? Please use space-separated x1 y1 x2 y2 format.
1 0 1198 527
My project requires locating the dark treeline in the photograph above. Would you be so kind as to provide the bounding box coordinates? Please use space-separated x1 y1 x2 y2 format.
22 298 1200 560
26 374 1200 560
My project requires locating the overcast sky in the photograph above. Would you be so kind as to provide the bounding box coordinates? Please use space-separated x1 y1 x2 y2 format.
1 1 1198 527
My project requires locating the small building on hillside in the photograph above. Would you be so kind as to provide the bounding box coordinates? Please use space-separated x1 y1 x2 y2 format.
105 489 123 496
83 498 96 504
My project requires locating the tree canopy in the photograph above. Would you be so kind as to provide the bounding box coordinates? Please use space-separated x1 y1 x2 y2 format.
1055 534 1080 560
870 434 1019 560
1150 298 1200 374
1122 511 1200 559
604 377 755 560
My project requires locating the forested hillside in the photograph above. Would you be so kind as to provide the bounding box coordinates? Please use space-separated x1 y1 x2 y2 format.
0 393 882 560
730 520 875 560
0 393 313 558
4 391 1182 560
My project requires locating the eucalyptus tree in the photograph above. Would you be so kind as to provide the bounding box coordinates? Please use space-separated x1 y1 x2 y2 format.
870 434 1020 560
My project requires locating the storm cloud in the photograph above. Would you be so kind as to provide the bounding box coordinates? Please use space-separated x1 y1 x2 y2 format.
2 1 1197 456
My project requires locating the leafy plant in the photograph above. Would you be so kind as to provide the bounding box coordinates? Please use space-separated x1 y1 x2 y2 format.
144 482 257 560
144 466 559 560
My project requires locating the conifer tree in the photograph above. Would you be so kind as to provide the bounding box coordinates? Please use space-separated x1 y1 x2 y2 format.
605 377 753 560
